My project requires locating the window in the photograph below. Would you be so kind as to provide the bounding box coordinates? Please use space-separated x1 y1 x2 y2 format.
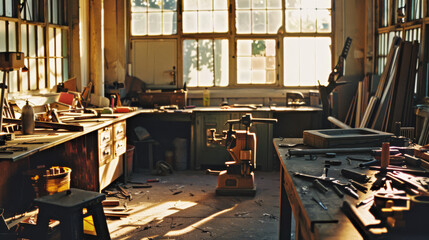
130 0 177 36
183 0 228 33
236 0 282 34
283 0 332 86
237 39 276 84
129 0 333 88
183 39 228 87
0 0 69 93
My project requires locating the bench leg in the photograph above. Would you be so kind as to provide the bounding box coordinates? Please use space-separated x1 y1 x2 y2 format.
88 204 111 240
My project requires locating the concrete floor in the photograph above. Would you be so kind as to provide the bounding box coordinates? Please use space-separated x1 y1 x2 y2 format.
103 170 280 240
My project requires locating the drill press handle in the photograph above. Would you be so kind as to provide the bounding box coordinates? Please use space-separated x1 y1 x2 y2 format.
226 113 278 129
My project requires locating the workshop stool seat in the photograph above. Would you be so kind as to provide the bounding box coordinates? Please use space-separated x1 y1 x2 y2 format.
34 188 110 240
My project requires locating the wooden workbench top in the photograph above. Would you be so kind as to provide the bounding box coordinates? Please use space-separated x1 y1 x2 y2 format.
0 111 141 162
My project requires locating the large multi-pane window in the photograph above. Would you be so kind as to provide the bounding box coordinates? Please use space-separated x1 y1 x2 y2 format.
129 0 333 88
0 0 69 93
130 0 177 35
183 0 228 33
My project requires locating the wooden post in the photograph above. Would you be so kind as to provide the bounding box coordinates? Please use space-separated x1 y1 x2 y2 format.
90 0 104 97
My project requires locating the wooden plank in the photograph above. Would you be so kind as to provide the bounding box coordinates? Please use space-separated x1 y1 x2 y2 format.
355 81 363 127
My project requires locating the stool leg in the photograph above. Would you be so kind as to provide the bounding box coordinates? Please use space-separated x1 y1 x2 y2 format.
60 211 83 240
35 208 50 240
88 204 111 240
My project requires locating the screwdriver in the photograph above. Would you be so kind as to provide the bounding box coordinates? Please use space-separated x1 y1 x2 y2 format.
312 196 328 210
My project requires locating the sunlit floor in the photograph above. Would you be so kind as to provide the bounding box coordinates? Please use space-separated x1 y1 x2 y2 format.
103 170 280 240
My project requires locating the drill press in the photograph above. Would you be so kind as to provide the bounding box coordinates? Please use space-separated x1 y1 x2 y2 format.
207 113 277 196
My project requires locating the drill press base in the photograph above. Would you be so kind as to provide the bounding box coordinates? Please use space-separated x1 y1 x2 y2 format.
215 171 256 196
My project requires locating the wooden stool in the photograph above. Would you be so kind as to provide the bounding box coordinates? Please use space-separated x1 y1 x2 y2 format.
34 188 110 240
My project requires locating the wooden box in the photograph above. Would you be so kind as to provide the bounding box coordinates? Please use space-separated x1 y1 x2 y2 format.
303 128 393 148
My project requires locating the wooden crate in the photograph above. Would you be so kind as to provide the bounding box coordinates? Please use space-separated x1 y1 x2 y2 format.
303 128 393 148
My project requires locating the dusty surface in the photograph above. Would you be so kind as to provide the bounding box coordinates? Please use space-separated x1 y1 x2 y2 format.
103 170 280 240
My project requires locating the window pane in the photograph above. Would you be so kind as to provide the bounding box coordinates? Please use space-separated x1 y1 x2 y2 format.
236 11 251 33
183 40 198 86
0 1 3 16
56 29 62 57
131 13 147 35
184 39 228 87
214 40 228 86
57 58 62 83
198 0 212 10
214 0 227 10
286 0 301 8
317 10 331 33
236 0 250 9
131 0 147 12
237 0 281 34
29 59 37 90
8 22 16 51
253 0 266 9
252 11 267 33
38 59 45 89
29 25 36 57
163 0 177 10
285 10 300 32
198 11 213 32
267 0 282 9
49 28 55 57
302 0 315 8
50 58 56 88
284 37 331 86
163 12 177 34
237 39 276 84
37 26 44 57
301 10 316 32
148 12 162 35
0 21 5 52
267 10 282 33
184 0 198 10
198 40 214 87
183 12 197 33
21 25 28 56
214 11 228 32
131 0 177 35
317 0 330 8
148 0 161 11
5 0 12 17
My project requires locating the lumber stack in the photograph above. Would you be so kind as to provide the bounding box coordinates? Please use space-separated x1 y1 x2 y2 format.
347 37 419 133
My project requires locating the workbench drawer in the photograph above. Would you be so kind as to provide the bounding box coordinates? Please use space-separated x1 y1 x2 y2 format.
113 121 126 140
99 126 113 146
114 137 127 157
99 144 113 165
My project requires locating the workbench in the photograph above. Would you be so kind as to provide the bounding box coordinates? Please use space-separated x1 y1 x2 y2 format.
274 138 429 240
274 138 362 239
0 111 142 217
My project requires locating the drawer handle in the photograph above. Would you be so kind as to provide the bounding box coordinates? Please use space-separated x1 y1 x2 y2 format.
117 143 124 148
103 136 110 141
103 150 110 156
116 129 124 134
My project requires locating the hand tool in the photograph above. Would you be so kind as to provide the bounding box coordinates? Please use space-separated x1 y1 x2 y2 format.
356 196 374 208
346 156 374 162
294 166 359 199
312 196 328 210
325 160 341 166
313 179 329 193
287 147 378 158
349 179 368 193
341 169 370 183
369 166 429 177
207 113 277 196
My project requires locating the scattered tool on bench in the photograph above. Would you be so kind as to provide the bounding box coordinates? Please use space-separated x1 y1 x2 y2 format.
294 165 359 199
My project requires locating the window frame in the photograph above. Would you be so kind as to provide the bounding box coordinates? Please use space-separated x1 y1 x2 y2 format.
0 0 70 94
